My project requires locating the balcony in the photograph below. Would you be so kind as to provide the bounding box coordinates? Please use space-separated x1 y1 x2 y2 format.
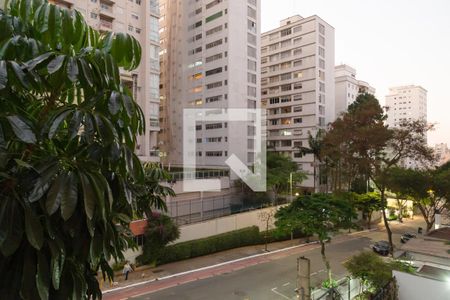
50 0 74 8
100 0 115 5
100 19 113 32
99 4 114 20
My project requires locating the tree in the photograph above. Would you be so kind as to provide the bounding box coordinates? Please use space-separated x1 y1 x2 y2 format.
385 167 416 223
275 194 354 283
266 152 306 201
258 208 276 251
394 166 450 232
345 251 415 294
355 192 382 229
296 129 324 192
323 93 434 255
137 213 180 266
0 1 166 298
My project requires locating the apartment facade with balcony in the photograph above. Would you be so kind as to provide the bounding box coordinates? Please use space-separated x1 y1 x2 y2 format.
50 0 161 162
261 15 335 189
335 64 375 118
158 0 261 177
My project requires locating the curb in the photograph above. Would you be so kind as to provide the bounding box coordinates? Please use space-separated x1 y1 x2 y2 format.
103 240 320 294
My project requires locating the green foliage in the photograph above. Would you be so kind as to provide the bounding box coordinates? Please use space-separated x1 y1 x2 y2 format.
0 1 166 298
275 194 356 241
345 251 415 292
344 251 393 291
136 213 179 265
157 226 262 265
266 152 306 197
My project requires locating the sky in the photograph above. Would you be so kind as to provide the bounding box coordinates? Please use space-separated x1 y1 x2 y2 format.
261 0 450 146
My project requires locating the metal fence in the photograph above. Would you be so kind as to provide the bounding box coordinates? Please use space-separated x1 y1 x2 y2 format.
310 278 365 300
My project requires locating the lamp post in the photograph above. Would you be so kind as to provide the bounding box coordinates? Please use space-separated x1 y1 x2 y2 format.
289 172 293 202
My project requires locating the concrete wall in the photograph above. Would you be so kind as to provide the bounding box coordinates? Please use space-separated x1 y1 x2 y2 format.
175 205 282 243
393 271 450 300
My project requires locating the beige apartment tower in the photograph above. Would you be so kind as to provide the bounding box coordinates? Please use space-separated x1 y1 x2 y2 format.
50 0 161 162
334 64 375 118
261 15 335 189
159 0 261 173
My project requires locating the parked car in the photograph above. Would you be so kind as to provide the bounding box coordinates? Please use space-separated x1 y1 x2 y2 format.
372 240 390 256
400 233 416 243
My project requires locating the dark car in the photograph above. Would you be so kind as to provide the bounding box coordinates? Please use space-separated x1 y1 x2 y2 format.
400 233 416 243
372 240 390 256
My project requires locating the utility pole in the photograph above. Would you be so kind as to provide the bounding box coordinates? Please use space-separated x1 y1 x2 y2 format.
297 256 311 300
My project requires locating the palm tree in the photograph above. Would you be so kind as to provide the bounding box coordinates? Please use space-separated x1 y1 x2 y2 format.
296 129 324 192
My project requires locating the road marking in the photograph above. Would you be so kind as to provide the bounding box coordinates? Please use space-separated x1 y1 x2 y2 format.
271 287 291 300
282 282 290 287
104 242 320 294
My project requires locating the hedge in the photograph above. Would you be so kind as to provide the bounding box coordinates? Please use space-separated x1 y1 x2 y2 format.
152 226 307 265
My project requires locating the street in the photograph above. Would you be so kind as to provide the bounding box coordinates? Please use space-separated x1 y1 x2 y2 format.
105 219 424 300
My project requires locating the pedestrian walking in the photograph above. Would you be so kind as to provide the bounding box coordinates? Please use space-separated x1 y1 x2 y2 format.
122 261 133 280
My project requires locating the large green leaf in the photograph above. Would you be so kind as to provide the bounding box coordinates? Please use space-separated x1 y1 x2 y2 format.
47 54 65 74
6 115 37 144
48 108 72 139
79 172 95 220
36 252 50 300
66 56 78 82
45 173 66 215
24 206 44 250
0 60 7 89
60 171 78 220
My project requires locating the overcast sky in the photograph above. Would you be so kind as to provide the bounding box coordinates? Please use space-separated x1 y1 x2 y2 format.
261 0 450 146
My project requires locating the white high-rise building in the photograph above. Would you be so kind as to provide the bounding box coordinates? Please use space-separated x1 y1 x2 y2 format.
385 85 427 128
385 85 428 168
50 0 161 162
159 0 261 173
335 64 375 117
261 15 335 190
434 143 450 166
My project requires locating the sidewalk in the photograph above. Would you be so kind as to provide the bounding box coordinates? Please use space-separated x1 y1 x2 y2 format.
102 226 383 293
102 238 306 290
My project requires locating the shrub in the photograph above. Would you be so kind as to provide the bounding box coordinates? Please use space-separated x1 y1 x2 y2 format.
136 213 180 265
158 226 262 265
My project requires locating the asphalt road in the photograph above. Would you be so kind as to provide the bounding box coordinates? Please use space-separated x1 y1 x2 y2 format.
126 219 424 300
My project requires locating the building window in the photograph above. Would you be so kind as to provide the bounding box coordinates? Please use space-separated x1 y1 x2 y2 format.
248 73 257 84
131 13 139 20
293 25 302 33
206 95 223 103
206 39 223 49
248 86 257 97
206 81 223 89
293 118 303 124
205 123 223 130
206 11 223 23
90 12 98 19
205 67 223 76
319 24 325 35
206 25 223 36
248 20 256 33
280 28 291 37
248 46 257 58
206 53 223 63
248 59 257 71
206 0 222 10
293 83 302 90
281 84 292 92
206 151 223 157
247 6 256 19
248 33 257 46
293 106 302 112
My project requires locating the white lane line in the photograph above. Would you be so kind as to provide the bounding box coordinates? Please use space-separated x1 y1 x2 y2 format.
104 242 320 294
271 287 291 300
282 282 290 287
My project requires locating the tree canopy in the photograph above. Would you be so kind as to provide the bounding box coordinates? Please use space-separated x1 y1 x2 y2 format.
0 1 167 298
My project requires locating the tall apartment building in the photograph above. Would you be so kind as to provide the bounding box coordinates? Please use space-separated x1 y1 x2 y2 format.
385 85 428 168
335 64 375 117
159 0 261 172
434 143 450 166
385 85 427 127
50 0 161 162
261 15 335 189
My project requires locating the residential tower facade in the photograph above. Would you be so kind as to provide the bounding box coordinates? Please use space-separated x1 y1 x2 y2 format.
261 15 335 189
